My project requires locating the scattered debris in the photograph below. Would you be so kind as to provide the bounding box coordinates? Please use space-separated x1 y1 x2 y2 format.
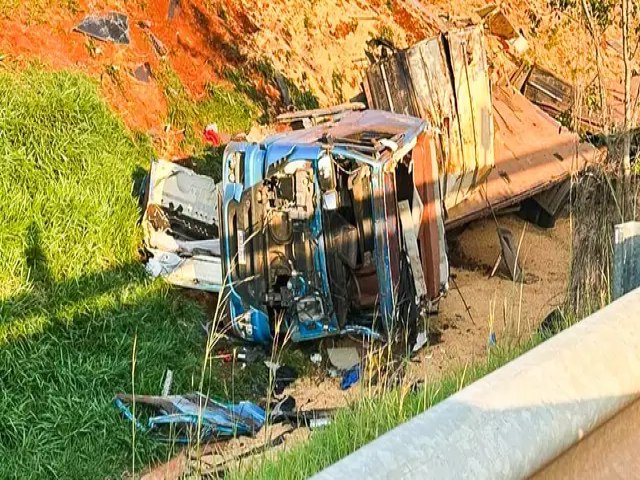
476 4 528 54
213 346 265 365
488 331 497 346
161 369 173 396
113 393 265 443
236 346 266 364
340 366 360 390
297 410 334 429
310 353 323 365
327 347 360 371
203 123 221 146
74 12 130 45
490 227 523 281
412 330 429 354
269 395 296 421
131 62 153 83
192 423 293 477
274 366 297 395
143 29 169 58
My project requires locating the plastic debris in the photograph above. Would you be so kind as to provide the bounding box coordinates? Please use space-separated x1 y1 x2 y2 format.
327 347 360 370
488 331 497 346
74 12 130 44
269 395 296 421
310 353 322 365
203 123 222 146
113 393 265 443
412 330 429 353
340 366 360 390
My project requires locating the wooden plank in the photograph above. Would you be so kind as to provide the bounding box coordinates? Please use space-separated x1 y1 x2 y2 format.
446 26 494 204
365 64 392 111
403 35 467 210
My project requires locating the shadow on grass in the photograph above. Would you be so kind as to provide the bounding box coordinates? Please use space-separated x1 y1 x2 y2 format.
0 228 268 479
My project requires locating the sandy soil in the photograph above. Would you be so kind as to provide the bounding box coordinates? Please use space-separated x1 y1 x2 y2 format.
413 212 571 381
285 212 573 408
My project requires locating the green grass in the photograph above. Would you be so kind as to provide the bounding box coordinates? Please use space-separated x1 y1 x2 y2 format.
224 58 320 123
0 67 260 479
228 340 540 480
0 0 80 20
157 62 257 152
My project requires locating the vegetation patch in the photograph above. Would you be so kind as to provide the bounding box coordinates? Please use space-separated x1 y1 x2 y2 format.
157 62 257 152
227 340 540 480
0 67 257 479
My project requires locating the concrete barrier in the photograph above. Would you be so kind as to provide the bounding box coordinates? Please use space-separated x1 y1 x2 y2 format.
313 288 640 480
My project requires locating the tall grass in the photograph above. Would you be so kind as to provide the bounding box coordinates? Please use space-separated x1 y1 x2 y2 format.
227 340 539 480
0 67 258 478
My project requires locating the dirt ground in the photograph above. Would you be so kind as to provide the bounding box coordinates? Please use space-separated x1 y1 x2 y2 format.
416 212 571 380
284 212 572 409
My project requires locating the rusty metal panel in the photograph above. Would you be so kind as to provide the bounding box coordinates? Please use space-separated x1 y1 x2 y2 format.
446 26 494 203
446 86 599 228
412 132 441 300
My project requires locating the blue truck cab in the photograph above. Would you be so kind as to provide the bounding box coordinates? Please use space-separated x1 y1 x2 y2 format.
219 110 448 344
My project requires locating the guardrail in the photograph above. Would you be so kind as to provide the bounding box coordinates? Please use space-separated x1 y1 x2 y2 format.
313 287 640 479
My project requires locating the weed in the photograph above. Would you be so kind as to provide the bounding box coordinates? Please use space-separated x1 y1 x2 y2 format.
331 70 345 103
0 0 80 21
224 58 319 121
377 25 396 46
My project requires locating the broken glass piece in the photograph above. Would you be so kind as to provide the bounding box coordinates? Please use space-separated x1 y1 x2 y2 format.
74 12 130 45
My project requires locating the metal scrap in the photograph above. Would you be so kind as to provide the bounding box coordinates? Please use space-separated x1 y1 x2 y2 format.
74 12 130 44
113 393 266 443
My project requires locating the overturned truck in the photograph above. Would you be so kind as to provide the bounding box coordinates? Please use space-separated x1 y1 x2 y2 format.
143 26 597 345
145 111 448 344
